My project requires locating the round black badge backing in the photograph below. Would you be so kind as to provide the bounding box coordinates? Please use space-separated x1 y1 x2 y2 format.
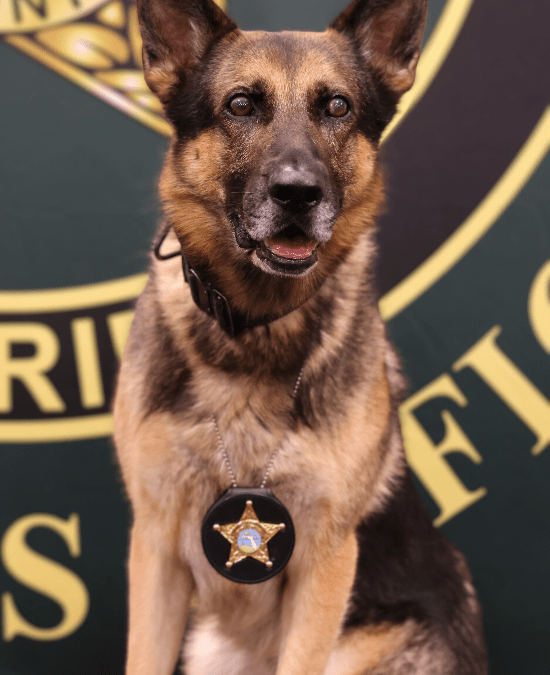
202 487 295 584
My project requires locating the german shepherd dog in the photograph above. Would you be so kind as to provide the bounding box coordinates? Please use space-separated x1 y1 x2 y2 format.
113 0 488 673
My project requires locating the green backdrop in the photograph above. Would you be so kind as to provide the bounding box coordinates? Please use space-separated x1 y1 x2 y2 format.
1 0 549 673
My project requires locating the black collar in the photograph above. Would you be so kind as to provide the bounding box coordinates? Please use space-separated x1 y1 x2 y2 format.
154 225 270 338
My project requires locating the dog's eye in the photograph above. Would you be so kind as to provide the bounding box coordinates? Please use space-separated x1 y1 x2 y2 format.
228 95 254 116
326 97 349 118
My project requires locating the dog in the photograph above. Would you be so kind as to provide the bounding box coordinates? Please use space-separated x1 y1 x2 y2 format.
113 0 489 673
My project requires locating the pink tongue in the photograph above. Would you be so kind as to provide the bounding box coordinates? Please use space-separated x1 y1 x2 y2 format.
267 242 314 260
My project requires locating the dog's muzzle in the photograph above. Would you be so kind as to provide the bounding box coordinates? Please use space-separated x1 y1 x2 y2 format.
233 160 338 276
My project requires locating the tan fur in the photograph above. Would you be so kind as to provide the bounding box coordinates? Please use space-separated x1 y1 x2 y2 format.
324 622 418 675
277 532 359 675
177 131 227 201
143 61 178 103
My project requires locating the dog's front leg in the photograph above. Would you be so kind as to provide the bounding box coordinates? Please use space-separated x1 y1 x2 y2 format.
125 521 194 675
277 531 358 675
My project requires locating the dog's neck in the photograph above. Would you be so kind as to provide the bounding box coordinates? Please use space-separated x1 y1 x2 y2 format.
155 225 300 337
151 225 380 377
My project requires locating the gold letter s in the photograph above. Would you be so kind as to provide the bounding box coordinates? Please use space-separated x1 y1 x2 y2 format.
1 513 90 641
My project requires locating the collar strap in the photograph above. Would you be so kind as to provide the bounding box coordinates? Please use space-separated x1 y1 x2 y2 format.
154 225 268 338
182 255 252 337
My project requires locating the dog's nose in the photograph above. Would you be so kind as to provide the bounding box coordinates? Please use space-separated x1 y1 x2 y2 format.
268 167 323 212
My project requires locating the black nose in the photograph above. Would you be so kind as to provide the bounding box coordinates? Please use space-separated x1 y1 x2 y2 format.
269 169 323 212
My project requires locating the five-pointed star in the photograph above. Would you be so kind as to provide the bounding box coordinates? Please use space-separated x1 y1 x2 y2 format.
213 500 285 568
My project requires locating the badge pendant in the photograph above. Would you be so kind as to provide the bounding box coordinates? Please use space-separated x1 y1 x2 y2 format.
202 487 295 584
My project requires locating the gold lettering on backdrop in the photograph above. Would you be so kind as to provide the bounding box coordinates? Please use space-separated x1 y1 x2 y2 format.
107 309 133 359
528 260 550 355
453 326 550 455
1 513 90 641
400 374 487 527
71 316 105 408
0 323 65 413
0 0 106 33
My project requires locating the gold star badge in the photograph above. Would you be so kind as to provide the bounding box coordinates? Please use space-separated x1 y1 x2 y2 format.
213 500 285 569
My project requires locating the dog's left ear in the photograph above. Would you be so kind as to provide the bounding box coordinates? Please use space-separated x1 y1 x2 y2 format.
330 0 427 95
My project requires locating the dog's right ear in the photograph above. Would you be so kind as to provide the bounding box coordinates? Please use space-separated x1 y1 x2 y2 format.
137 0 238 101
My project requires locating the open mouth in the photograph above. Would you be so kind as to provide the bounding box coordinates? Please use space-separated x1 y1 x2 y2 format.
232 217 320 276
257 236 318 275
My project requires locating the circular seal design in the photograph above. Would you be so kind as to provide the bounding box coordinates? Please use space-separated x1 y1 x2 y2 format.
237 529 262 553
202 487 295 584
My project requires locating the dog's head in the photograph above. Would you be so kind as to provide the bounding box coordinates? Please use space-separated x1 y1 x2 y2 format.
139 0 426 321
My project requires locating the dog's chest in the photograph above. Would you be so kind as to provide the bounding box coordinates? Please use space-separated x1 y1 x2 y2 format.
164 404 340 576
138 360 377 596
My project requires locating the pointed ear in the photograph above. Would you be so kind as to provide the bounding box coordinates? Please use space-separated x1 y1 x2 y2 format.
137 0 238 101
330 0 427 95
